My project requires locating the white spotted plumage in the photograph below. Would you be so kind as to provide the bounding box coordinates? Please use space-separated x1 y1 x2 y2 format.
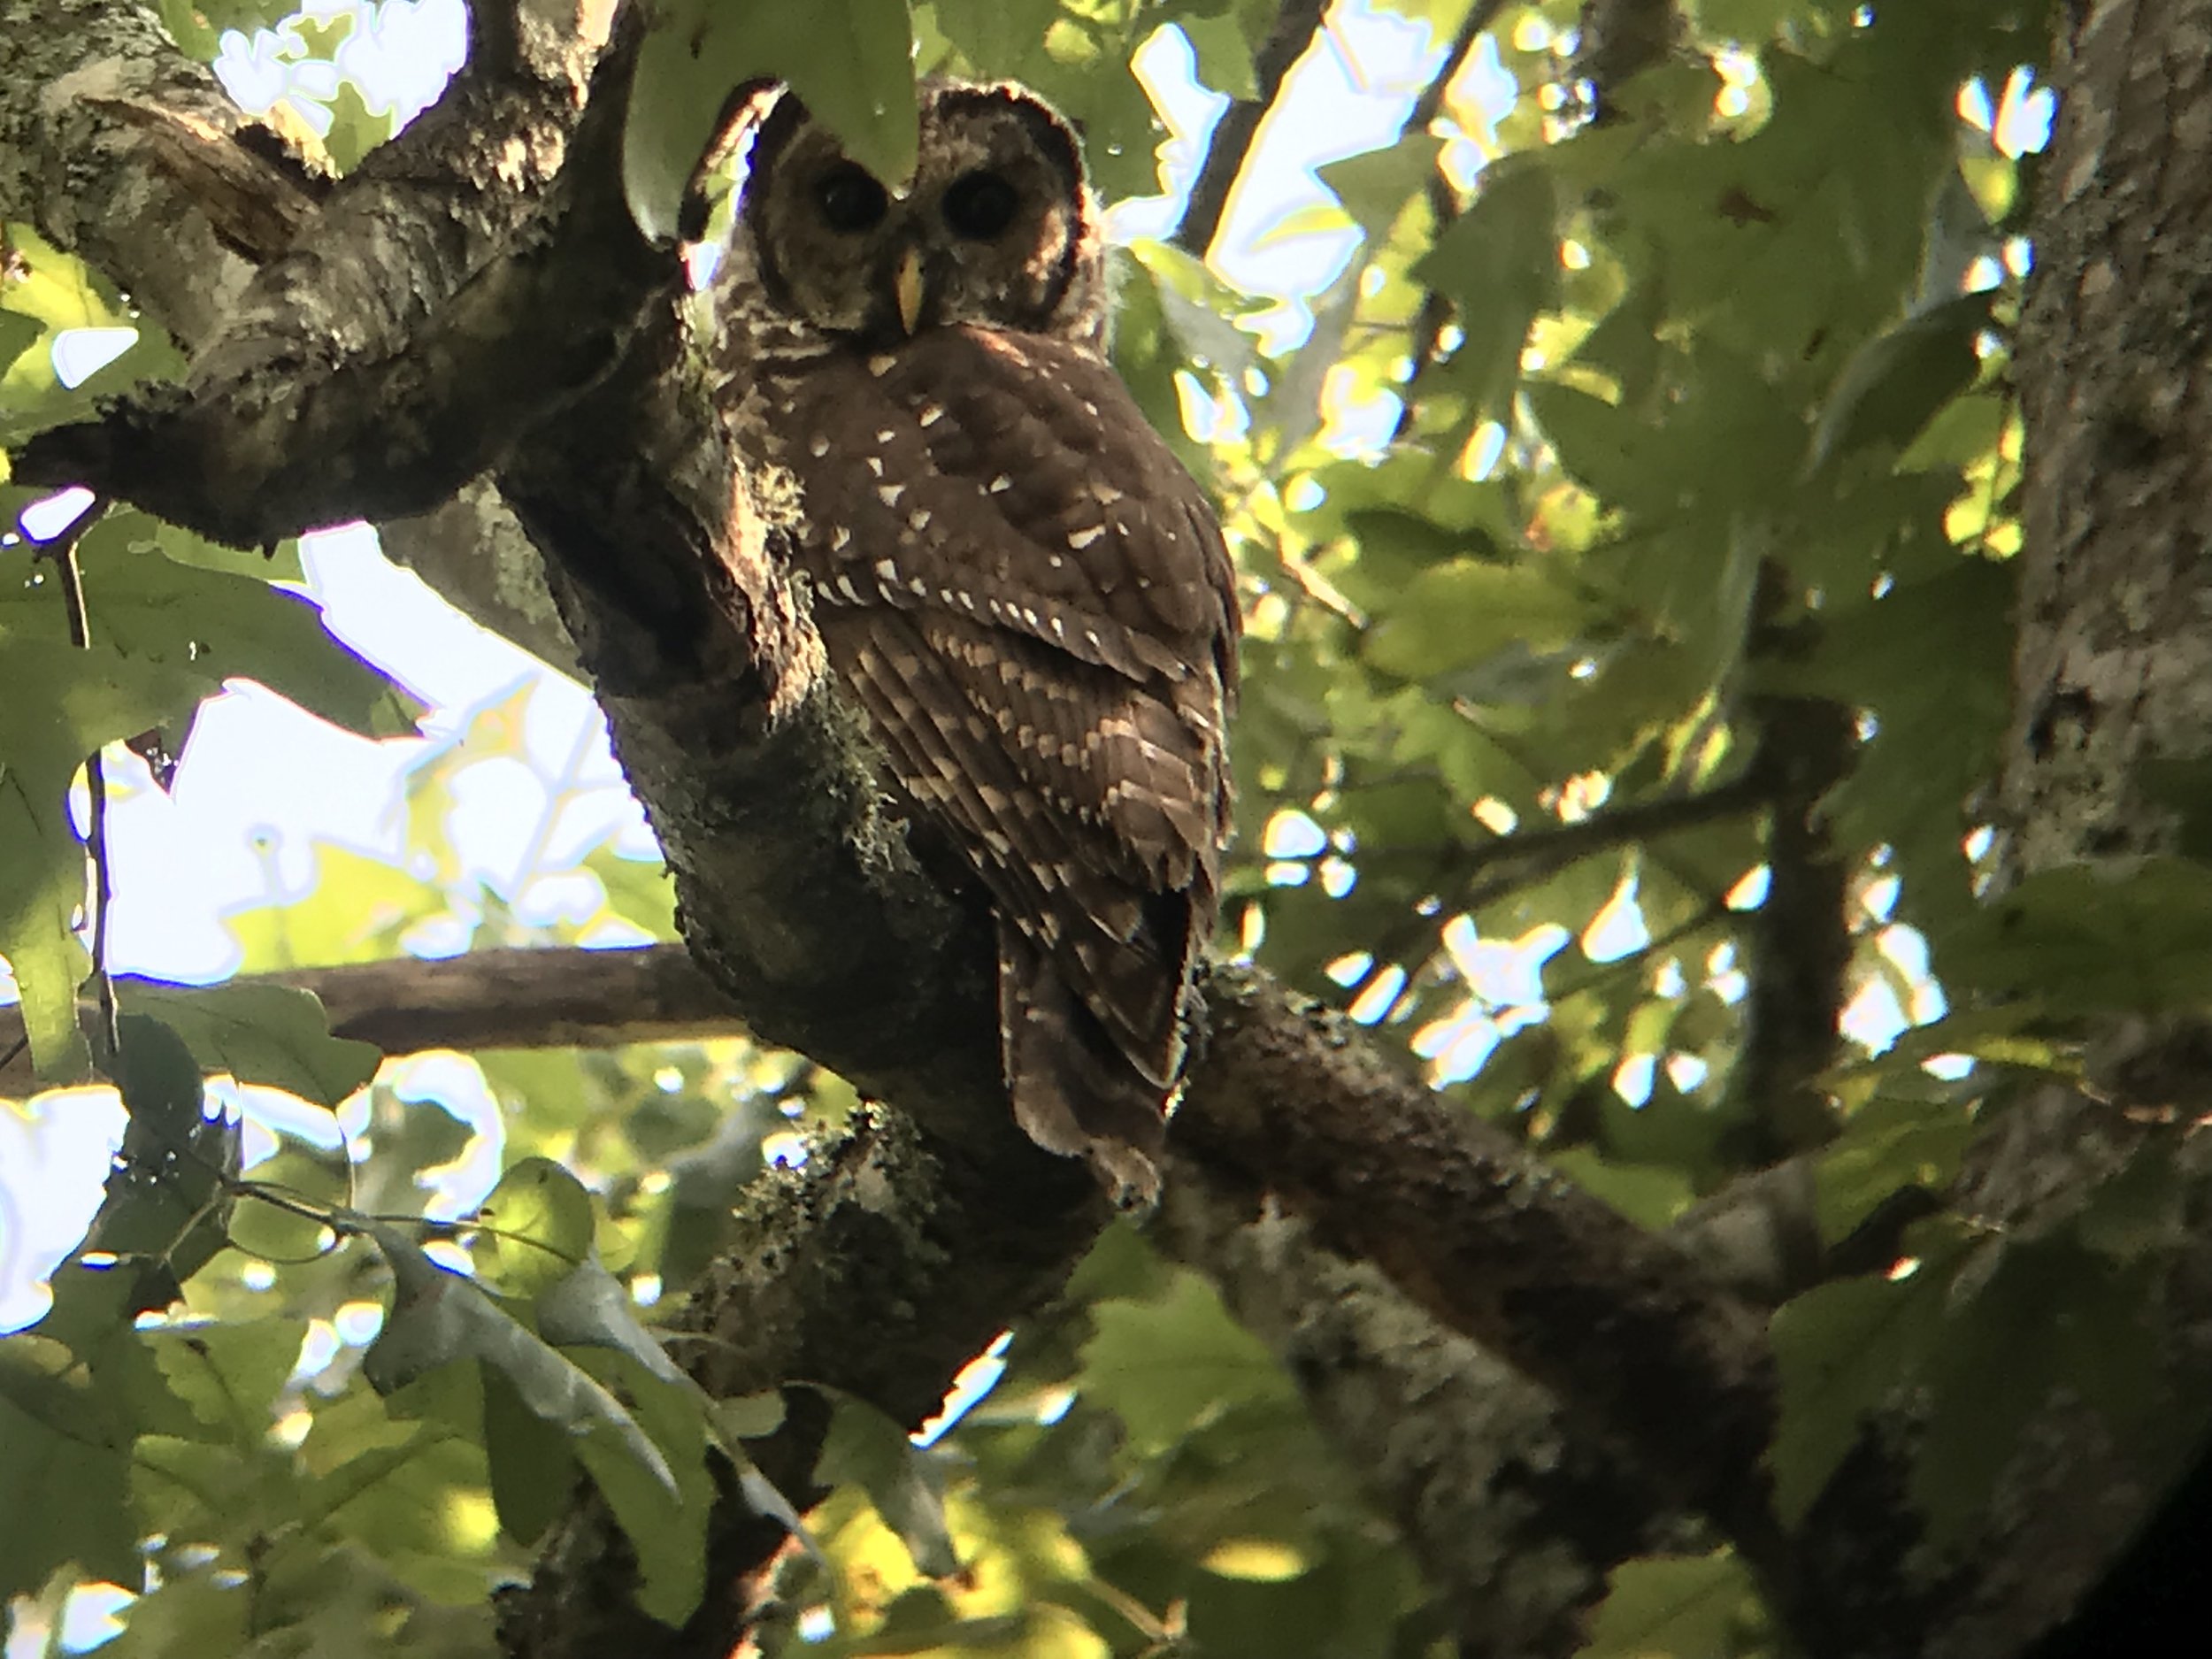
712 77 1240 1205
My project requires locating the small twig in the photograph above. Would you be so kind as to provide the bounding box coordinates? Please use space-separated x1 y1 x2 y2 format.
1390 1 1508 440
1455 772 1770 908
35 497 121 1061
1172 0 1333 255
85 748 119 1059
1343 769 1771 1002
1540 899 1730 1007
1409 1 1502 137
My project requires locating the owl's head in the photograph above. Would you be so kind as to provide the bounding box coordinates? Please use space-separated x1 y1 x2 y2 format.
733 78 1108 354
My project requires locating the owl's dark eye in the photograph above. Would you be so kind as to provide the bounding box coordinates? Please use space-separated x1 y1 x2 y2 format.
942 171 1020 240
814 165 889 233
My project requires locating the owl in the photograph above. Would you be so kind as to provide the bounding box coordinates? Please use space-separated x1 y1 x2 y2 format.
710 79 1240 1204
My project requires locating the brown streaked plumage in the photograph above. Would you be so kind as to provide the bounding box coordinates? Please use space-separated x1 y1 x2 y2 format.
712 79 1239 1203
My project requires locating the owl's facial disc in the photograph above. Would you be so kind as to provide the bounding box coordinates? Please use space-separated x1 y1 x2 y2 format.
742 81 1101 347
802 157 1036 339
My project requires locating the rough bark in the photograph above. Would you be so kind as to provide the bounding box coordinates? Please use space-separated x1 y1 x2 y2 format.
1978 1 2212 1651
2007 1 2212 872
1151 1174 1700 1658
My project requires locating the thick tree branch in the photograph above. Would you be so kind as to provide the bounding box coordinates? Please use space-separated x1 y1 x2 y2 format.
1184 970 1780 1560
1152 1170 1696 1656
0 948 739 1096
13 7 643 546
1983 2 2212 1650
0 0 282 339
0 0 601 668
1733 565 1855 1160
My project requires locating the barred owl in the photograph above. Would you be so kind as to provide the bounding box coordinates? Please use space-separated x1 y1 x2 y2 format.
713 80 1239 1204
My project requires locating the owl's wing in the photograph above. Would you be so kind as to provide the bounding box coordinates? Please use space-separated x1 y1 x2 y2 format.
821 606 1190 1188
758 330 1238 1195
761 329 1238 700
827 605 1211 1060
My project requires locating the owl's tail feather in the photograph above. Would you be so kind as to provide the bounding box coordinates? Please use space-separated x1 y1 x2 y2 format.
998 921 1168 1209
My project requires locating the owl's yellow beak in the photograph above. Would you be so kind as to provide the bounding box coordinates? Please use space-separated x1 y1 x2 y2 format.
894 247 926 335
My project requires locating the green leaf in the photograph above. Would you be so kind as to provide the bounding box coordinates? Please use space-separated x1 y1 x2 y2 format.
925 0 1063 70
0 517 406 737
1363 559 1594 680
150 519 306 584
321 79 393 173
1765 557 2012 932
1317 134 1444 243
0 638 212 1077
1548 1148 1697 1230
292 1403 503 1605
1525 382 1675 514
98 1014 241 1306
1125 238 1257 380
1914 1237 2168 1550
2075 1147 2190 1266
31 1014 241 1341
476 1157 597 1299
96 1576 251 1659
122 980 380 1107
146 1320 307 1446
1576 1550 1769 1658
0 308 41 376
537 1259 687 1388
1079 1271 1295 1453
588 847 679 938
1808 294 1991 473
0 1386 137 1600
628 0 920 242
483 1363 578 1548
1767 1245 1956 1524
926 1 1164 198
361 1224 677 1497
710 1390 787 1442
222 843 448 971
1939 857 2212 1011
0 1333 139 1452
1575 279 1667 408
1178 11 1258 98
1816 1098 1979 1246
1694 0 1823 41
818 1392 960 1579
565 1348 717 1624
1410 159 1559 421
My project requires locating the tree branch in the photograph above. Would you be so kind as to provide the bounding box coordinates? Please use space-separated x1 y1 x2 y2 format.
1152 1167 1697 1656
1732 565 1856 1160
1171 0 1332 255
1387 0 1503 439
12 9 649 547
1340 764 1767 1002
